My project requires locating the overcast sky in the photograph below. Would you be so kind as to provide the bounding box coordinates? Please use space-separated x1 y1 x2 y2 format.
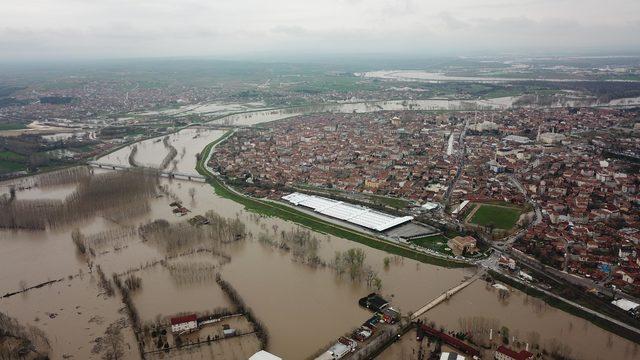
1 0 639 60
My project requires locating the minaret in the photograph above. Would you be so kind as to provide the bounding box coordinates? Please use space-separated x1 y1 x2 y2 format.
536 124 542 142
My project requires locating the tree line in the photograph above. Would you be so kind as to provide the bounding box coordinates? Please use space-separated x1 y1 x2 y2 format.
159 136 178 170
0 169 158 229
215 274 269 350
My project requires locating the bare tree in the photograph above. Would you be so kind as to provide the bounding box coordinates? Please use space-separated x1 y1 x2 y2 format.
102 324 124 360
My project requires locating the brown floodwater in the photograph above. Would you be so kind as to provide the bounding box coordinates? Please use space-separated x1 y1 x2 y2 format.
131 263 232 324
0 275 139 359
1 127 637 360
99 128 225 174
422 281 640 360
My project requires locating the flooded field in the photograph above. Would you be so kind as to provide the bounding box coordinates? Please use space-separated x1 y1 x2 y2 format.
0 276 139 359
137 101 268 118
419 280 640 360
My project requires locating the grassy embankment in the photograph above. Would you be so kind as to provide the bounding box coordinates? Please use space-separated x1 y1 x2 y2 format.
410 234 453 256
196 132 471 269
489 270 640 344
0 123 27 131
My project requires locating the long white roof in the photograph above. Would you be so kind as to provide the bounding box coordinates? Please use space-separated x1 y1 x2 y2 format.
282 192 413 232
249 351 282 360
612 298 640 311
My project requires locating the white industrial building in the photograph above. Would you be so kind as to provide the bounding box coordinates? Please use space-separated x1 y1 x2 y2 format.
282 192 413 232
612 298 640 312
249 351 282 360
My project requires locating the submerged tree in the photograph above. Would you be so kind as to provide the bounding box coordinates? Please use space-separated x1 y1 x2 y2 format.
102 324 124 360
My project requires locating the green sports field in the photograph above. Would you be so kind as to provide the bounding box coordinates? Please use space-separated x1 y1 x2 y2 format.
469 203 521 229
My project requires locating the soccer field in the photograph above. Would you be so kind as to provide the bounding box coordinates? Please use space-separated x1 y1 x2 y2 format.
469 203 521 229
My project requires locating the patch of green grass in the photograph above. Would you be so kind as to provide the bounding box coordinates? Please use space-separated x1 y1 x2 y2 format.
0 151 26 162
196 134 471 269
0 123 27 131
69 145 94 153
0 159 27 174
366 194 411 209
470 204 521 229
410 235 453 255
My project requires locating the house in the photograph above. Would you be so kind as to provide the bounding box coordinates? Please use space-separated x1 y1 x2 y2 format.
222 324 236 337
170 314 198 334
381 307 400 324
448 236 478 256
488 159 506 173
498 256 516 270
494 345 533 360
518 271 534 282
358 293 389 312
353 327 372 341
315 337 357 360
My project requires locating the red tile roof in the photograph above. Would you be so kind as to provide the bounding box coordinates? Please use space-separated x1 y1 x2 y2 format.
170 314 197 325
497 345 533 360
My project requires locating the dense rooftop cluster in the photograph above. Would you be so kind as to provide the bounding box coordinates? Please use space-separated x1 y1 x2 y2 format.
460 107 640 295
210 111 465 202
212 107 640 295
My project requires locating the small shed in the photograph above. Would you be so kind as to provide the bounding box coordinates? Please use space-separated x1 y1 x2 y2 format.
222 324 236 337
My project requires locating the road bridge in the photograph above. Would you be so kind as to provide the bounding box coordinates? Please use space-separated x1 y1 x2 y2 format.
87 161 206 182
411 270 484 320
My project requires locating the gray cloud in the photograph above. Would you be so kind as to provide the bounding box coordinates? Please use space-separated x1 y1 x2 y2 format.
0 0 639 59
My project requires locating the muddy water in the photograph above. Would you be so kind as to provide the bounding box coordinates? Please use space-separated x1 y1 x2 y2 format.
98 128 225 175
131 264 232 324
0 183 77 201
0 275 139 359
422 281 640 360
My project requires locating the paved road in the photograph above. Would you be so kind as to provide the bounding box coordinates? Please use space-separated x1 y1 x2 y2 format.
411 270 484 320
443 117 470 207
